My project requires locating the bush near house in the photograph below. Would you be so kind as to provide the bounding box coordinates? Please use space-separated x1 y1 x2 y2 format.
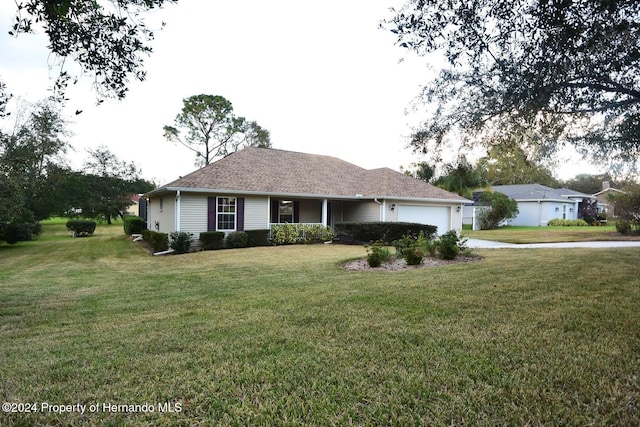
270 224 335 245
225 231 248 248
123 216 146 235
547 218 589 227
200 231 225 250
65 220 97 237
335 222 437 244
245 229 270 247
141 229 168 252
476 192 519 230
170 231 193 254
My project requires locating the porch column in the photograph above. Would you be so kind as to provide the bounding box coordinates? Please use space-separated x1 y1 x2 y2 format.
322 199 328 227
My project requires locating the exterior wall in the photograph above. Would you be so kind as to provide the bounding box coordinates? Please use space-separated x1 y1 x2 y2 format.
147 194 175 234
337 201 381 222
244 196 269 230
179 193 208 235
512 201 579 226
299 199 322 223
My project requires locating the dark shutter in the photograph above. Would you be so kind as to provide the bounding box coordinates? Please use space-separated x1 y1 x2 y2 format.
327 201 332 226
207 197 217 231
293 201 300 223
271 199 279 224
237 197 245 231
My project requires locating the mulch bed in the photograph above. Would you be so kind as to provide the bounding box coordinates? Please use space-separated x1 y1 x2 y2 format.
342 255 483 271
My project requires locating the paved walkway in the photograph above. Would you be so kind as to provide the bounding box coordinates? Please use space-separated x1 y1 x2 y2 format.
465 238 640 249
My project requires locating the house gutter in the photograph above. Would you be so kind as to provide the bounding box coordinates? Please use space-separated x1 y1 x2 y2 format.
373 198 384 221
175 190 181 232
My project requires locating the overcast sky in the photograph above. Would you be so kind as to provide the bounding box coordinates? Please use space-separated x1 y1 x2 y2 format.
0 0 601 185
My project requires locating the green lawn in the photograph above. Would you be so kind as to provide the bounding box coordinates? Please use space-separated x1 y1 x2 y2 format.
1 222 639 425
462 224 639 244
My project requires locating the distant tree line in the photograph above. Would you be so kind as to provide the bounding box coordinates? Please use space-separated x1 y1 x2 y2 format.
0 102 153 244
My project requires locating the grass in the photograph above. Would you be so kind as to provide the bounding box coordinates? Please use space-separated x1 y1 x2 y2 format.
1 221 639 425
462 224 639 244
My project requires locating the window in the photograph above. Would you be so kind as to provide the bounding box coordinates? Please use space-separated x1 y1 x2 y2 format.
217 197 236 230
279 200 294 223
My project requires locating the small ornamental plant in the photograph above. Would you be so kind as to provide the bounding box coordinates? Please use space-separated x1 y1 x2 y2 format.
365 240 391 267
169 231 193 254
403 247 425 265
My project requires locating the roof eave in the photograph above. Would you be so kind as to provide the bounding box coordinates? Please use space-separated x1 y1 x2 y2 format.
144 187 470 203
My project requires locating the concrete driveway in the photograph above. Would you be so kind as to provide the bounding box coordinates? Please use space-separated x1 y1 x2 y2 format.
465 238 640 249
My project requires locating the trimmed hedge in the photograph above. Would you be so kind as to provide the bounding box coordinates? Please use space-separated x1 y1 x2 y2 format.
200 231 225 250
66 220 97 237
225 231 248 248
245 229 270 247
334 222 437 244
142 229 169 252
123 216 146 235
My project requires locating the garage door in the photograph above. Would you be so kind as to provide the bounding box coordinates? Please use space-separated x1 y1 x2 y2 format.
398 205 450 235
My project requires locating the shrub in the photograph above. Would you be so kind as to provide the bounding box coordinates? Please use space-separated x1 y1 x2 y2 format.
613 190 640 235
123 216 146 235
335 222 437 244
271 223 299 245
403 247 424 265
1 222 41 244
616 220 632 235
477 192 519 230
66 220 97 237
245 229 271 247
365 240 391 267
170 231 193 254
547 218 589 227
299 224 335 243
393 233 427 265
144 231 168 252
225 231 248 248
437 230 461 260
200 231 225 250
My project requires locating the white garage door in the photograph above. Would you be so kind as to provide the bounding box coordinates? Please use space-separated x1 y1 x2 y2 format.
398 205 450 235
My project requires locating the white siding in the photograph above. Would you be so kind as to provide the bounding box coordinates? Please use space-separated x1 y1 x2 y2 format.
244 196 269 230
341 201 380 222
510 201 580 226
179 193 208 234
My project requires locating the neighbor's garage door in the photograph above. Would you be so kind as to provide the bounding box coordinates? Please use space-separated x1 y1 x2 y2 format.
398 205 450 235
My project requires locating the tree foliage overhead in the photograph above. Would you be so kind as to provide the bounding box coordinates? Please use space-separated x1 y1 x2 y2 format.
1 0 176 114
163 94 271 167
387 0 640 165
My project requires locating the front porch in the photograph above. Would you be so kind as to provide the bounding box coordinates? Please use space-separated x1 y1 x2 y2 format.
268 197 382 229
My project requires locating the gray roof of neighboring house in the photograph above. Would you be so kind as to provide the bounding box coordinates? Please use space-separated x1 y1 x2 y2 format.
490 184 594 202
147 147 469 202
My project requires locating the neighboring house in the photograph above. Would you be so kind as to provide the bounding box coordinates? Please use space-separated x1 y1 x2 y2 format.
593 181 625 218
126 194 141 216
473 184 595 227
144 147 469 238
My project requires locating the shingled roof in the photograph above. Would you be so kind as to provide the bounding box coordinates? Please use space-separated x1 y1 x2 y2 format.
149 147 468 201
